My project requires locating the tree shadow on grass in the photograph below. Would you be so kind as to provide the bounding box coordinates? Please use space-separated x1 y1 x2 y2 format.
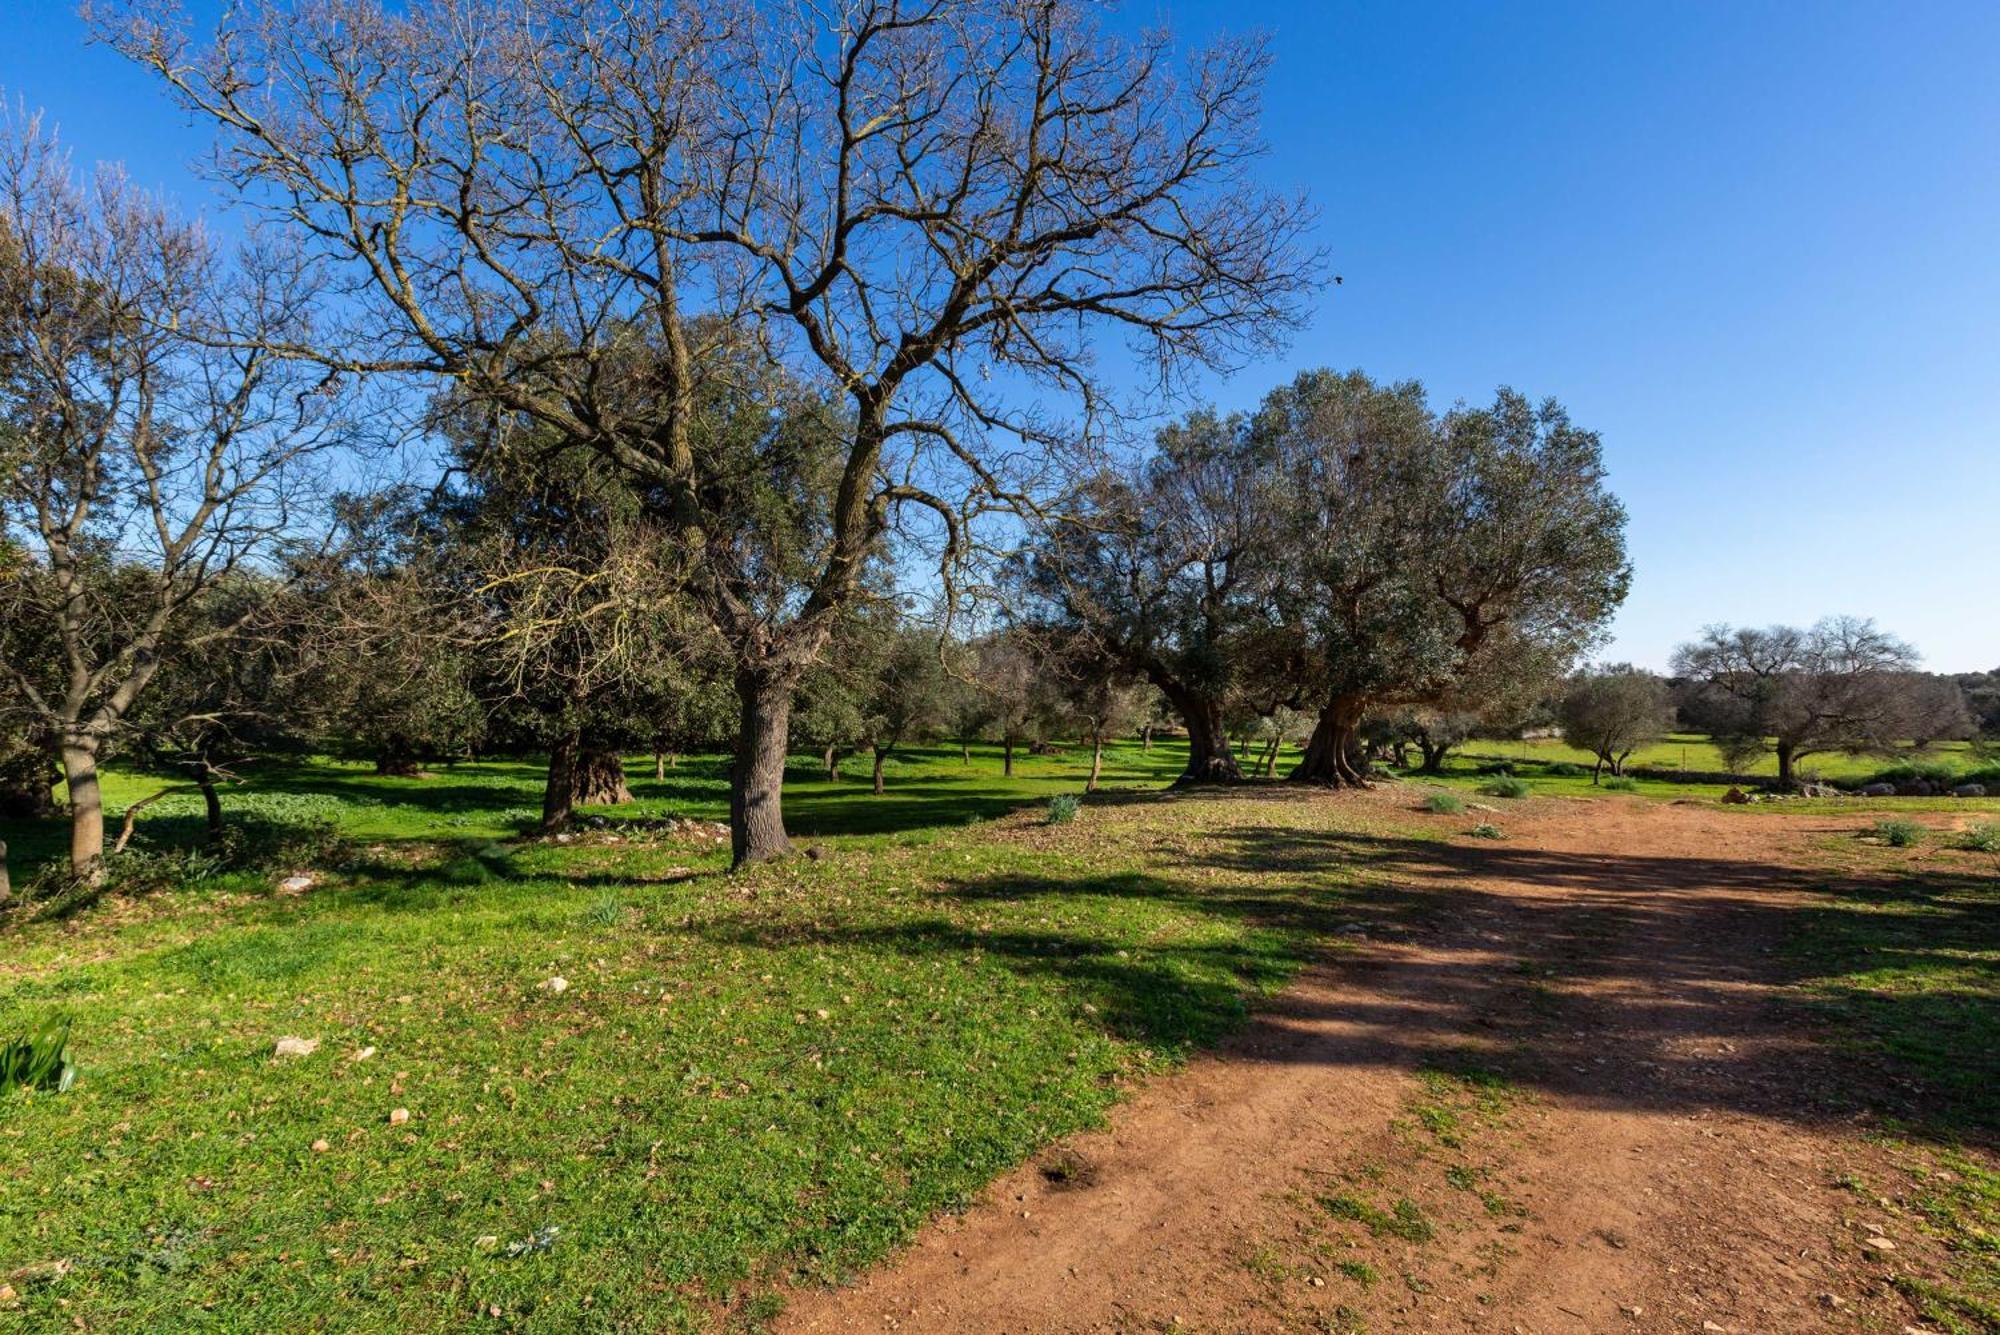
679 815 2000 1147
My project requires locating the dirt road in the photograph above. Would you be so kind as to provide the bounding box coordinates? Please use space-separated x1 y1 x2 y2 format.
782 795 1965 1334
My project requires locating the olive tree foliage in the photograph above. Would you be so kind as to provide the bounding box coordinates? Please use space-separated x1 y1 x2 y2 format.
1557 664 1674 781
1258 373 1630 785
1014 408 1278 785
0 108 363 878
103 0 1318 866
1672 617 1923 787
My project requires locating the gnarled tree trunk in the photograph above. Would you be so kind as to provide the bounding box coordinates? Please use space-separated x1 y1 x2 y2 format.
731 669 795 867
871 745 888 795
1168 687 1242 785
1002 735 1016 777
823 744 842 783
1087 735 1105 792
375 735 423 778
1290 696 1370 787
574 745 632 806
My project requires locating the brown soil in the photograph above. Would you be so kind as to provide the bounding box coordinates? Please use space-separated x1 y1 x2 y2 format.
781 793 1969 1334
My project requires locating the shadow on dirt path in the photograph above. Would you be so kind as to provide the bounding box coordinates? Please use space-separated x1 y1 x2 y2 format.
781 793 1986 1334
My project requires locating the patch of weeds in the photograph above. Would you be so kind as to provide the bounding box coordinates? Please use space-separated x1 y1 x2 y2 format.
1545 762 1586 778
1046 793 1082 825
1335 1259 1379 1285
1319 1194 1435 1243
1871 818 1925 848
1413 1103 1463 1147
1477 777 1530 800
1444 1164 1477 1190
1467 823 1504 839
1424 791 1465 815
1243 1243 1290 1281
581 895 624 928
1959 823 2000 853
1600 776 1639 792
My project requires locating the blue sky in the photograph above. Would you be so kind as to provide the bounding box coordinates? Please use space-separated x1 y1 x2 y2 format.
5 1 1997 670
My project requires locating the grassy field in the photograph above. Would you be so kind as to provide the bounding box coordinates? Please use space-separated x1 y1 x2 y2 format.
0 740 1400 1332
1457 732 1989 783
3 740 1996 1331
1787 821 2000 1333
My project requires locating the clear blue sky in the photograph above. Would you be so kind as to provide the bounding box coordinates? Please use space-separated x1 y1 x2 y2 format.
5 1 1997 671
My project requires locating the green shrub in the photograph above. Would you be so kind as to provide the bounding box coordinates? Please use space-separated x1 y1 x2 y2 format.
1959 823 2000 853
0 1017 77 1095
1046 793 1082 825
1474 761 1514 777
1425 791 1465 815
1545 762 1586 778
1478 777 1530 800
1601 776 1639 792
1862 762 1960 788
1872 819 1925 848
1468 823 1503 839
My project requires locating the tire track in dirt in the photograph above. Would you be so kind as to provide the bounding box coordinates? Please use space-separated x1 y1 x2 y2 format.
781 794 1962 1334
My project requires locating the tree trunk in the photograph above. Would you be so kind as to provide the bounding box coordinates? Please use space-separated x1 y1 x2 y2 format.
872 746 887 795
1591 755 1604 784
961 740 971 763
824 743 841 783
1417 738 1448 774
541 729 580 833
1169 688 1242 785
1003 735 1015 777
60 736 106 879
195 760 224 839
1141 723 1153 752
375 735 422 778
1775 739 1796 788
1260 735 1281 777
731 669 795 868
0 839 10 909
1289 697 1370 787
654 749 666 781
575 745 633 806
1087 735 1104 793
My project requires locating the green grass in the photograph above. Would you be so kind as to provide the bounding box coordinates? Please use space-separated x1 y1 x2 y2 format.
1872 818 1927 848
1455 733 1988 784
1423 791 1465 815
1318 1194 1436 1243
0 740 1400 1332
1776 823 2000 1330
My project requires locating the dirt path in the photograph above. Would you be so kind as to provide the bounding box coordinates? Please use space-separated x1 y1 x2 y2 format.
782 795 1961 1334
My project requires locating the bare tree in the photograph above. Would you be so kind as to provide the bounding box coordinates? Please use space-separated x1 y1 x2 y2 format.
0 108 360 877
103 0 1318 865
1673 617 1924 787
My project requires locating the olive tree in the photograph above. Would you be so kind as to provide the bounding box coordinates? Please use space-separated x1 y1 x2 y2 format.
1014 409 1279 785
105 0 1317 865
1558 665 1674 781
1259 373 1629 785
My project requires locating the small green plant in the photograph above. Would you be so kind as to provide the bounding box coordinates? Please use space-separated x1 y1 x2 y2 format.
1959 823 2000 853
1467 823 1503 839
1545 762 1585 778
1424 791 1465 815
582 895 623 927
1 1017 77 1095
1320 1193 1434 1243
1872 819 1925 848
1334 1259 1379 1285
1046 793 1082 825
1477 776 1530 799
1601 776 1638 792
